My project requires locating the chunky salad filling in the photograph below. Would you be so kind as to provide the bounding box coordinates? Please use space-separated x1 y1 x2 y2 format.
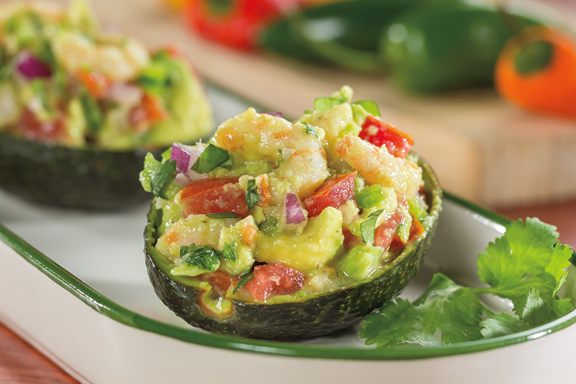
0 0 213 149
142 87 431 304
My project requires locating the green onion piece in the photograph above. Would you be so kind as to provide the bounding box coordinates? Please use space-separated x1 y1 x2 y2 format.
353 100 381 117
304 122 319 138
360 209 384 245
233 272 254 294
355 185 385 209
206 212 242 219
79 89 103 133
245 179 260 210
150 160 176 199
179 244 221 272
408 196 429 222
191 143 231 174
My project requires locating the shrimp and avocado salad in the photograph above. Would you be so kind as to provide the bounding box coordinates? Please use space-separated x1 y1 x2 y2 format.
0 0 213 149
143 87 442 339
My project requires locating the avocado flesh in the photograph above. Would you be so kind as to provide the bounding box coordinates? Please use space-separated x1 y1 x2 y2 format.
144 153 442 340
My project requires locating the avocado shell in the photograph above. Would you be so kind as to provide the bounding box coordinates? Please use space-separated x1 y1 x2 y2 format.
144 153 442 340
0 133 159 210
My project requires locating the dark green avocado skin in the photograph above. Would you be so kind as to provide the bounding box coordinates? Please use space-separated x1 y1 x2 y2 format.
145 154 442 340
0 133 156 210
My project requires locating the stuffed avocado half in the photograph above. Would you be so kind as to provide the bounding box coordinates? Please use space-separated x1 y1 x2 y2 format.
0 0 213 209
143 86 442 339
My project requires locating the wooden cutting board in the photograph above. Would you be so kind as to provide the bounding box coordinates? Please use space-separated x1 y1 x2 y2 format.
95 0 576 207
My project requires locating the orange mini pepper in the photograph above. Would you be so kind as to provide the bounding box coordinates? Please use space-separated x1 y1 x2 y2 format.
494 25 576 118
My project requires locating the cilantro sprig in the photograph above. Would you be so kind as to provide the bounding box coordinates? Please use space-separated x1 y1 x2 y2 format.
360 218 575 348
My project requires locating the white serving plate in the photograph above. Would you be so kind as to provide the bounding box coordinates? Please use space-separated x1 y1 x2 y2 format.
1 86 575 384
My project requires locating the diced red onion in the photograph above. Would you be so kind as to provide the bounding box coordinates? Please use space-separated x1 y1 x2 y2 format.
262 111 283 118
106 82 143 107
282 148 295 161
170 142 206 181
285 193 307 224
15 51 51 79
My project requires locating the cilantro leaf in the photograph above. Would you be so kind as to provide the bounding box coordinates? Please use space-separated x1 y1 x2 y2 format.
150 160 176 199
360 209 383 245
233 272 254 294
304 122 319 138
476 218 569 303
480 312 529 339
314 97 342 112
513 288 557 328
360 274 483 347
222 242 238 262
191 144 231 174
245 179 259 211
179 244 220 272
352 100 381 117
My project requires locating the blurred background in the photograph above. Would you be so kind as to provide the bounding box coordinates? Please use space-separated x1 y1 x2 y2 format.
87 0 576 241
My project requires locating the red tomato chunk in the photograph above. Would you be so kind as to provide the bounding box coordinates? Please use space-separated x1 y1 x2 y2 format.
303 171 357 217
245 262 305 301
360 115 414 158
179 177 249 217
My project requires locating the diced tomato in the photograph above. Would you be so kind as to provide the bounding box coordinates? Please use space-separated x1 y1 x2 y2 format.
374 210 403 249
244 262 305 301
76 69 112 99
179 177 250 217
16 108 67 142
303 171 357 217
360 115 414 158
201 271 239 296
129 93 168 131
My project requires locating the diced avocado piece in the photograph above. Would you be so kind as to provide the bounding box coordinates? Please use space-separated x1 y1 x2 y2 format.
409 195 429 222
198 288 233 320
254 207 344 271
338 244 383 281
218 216 257 276
0 82 20 129
145 59 214 146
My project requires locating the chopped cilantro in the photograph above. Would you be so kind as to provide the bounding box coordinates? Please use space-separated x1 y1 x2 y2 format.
150 160 176 199
359 218 576 348
233 272 254 294
304 122 319 138
245 179 259 210
222 242 238 262
360 209 383 245
191 143 231 174
179 244 220 272
314 96 342 112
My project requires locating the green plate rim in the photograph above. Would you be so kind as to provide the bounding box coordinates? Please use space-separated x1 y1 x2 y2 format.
1 191 575 360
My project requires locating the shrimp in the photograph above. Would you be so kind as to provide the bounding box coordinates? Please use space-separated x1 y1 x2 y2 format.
213 108 330 204
52 31 150 81
335 135 422 197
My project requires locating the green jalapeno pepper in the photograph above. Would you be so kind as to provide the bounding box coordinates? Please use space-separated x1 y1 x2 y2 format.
259 0 425 72
380 2 541 92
